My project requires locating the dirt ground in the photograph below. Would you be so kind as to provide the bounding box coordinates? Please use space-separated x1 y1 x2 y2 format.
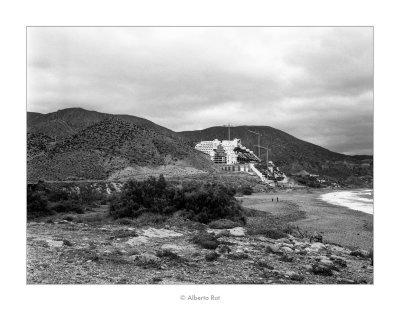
27 192 373 284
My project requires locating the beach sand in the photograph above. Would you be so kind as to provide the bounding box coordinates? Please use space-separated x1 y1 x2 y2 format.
241 189 373 250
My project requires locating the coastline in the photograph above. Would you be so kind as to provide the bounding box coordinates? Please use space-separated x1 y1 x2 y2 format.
241 188 373 250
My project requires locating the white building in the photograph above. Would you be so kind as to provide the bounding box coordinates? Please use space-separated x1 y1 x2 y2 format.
195 138 260 164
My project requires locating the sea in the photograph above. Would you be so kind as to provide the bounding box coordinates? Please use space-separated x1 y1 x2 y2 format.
320 189 373 215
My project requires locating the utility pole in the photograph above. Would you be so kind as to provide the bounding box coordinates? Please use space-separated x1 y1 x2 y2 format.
248 129 261 158
254 144 272 178
223 123 232 140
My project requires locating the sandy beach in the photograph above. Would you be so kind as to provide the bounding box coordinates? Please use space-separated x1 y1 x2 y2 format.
241 189 373 250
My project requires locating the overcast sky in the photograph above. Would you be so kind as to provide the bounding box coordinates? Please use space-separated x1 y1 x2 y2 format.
27 27 373 155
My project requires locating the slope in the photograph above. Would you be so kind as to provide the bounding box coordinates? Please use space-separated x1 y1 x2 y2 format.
27 117 214 182
27 108 176 139
178 126 373 181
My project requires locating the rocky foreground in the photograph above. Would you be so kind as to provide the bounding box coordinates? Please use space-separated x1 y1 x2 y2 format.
27 219 373 284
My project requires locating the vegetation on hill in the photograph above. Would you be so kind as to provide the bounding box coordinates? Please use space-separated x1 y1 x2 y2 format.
27 108 177 139
27 180 109 220
27 108 372 186
27 116 214 181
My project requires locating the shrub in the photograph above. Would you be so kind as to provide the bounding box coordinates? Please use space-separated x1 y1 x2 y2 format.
208 219 240 229
27 183 53 219
76 214 106 224
190 232 220 250
109 175 175 218
62 214 76 222
47 188 69 202
110 175 246 224
115 217 134 225
110 229 138 239
205 251 220 261
156 249 184 262
52 200 85 214
237 185 253 195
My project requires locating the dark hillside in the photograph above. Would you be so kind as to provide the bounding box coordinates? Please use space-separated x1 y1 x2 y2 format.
27 108 176 139
178 126 373 182
27 117 214 182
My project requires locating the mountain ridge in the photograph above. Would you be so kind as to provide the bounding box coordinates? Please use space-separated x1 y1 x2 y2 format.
27 108 373 184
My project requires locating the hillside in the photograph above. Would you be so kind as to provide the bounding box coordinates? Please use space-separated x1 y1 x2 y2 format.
27 116 214 182
178 126 373 182
27 108 176 139
27 108 372 185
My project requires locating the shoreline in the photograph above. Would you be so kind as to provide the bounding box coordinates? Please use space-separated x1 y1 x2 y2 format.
241 188 373 250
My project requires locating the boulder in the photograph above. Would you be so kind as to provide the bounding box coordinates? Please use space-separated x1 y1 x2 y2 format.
228 227 246 237
311 263 333 276
215 230 231 238
330 255 347 267
127 236 149 246
205 251 220 261
227 251 249 260
265 244 281 254
130 252 161 265
216 244 232 254
257 259 274 270
286 271 305 282
46 239 64 248
350 249 369 258
281 246 294 253
336 278 356 284
141 227 183 238
310 242 326 252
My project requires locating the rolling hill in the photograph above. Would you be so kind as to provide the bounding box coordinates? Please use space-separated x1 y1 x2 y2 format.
27 109 214 182
27 107 176 139
27 108 372 184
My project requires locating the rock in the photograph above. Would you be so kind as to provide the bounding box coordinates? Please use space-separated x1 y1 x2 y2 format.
131 252 161 265
311 263 333 276
215 230 231 238
336 278 356 284
161 244 182 251
310 242 326 252
330 255 347 267
296 249 308 256
228 227 246 237
215 244 231 254
63 239 73 246
46 239 64 248
281 246 294 253
303 264 313 272
350 249 369 258
265 244 281 254
127 236 149 246
286 271 305 281
227 251 249 260
280 253 294 262
257 260 274 270
276 238 291 244
205 251 220 261
141 227 183 238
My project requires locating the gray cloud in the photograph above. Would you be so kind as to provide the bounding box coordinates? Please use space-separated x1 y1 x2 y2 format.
27 27 373 155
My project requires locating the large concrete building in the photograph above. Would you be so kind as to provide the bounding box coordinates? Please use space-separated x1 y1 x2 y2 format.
195 138 260 164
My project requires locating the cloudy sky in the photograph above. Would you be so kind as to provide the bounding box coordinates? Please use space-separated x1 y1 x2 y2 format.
27 27 373 155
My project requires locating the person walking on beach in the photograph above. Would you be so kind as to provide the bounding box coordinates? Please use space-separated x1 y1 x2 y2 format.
272 198 274 202
277 197 279 202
